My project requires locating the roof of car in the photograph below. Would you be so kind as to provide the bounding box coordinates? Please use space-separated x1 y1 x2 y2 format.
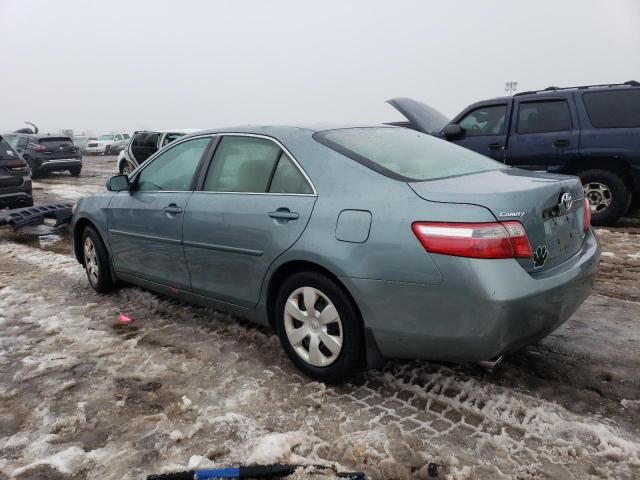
195 123 391 136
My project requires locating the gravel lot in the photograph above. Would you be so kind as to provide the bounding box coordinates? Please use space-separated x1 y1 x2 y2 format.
1 156 639 479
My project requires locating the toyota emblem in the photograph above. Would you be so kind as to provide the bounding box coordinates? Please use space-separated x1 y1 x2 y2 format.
560 192 573 211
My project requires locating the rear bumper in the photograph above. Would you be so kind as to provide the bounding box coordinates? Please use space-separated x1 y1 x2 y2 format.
0 178 33 208
36 158 82 173
342 229 600 362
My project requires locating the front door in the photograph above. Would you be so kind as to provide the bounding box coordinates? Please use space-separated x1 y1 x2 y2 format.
449 104 509 162
182 135 317 307
107 136 212 290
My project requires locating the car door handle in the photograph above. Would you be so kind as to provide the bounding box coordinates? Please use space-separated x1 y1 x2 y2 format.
164 204 183 214
268 208 299 220
553 139 570 148
488 143 504 151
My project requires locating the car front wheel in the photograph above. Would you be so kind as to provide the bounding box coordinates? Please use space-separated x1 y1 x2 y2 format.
275 271 364 383
82 226 115 293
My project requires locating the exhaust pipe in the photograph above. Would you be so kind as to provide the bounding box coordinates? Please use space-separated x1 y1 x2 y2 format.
477 355 504 370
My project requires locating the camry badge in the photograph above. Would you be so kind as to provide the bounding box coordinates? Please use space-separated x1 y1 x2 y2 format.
499 211 525 218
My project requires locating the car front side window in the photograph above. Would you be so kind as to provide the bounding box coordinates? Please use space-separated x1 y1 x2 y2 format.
136 137 210 192
458 105 507 137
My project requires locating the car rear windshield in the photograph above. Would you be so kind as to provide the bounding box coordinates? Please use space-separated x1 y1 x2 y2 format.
39 137 73 144
313 127 506 181
583 89 640 128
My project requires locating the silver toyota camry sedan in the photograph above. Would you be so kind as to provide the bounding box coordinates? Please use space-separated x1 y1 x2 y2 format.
71 124 600 382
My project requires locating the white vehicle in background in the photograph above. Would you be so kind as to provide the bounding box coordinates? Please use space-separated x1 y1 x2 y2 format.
86 133 130 156
117 129 200 174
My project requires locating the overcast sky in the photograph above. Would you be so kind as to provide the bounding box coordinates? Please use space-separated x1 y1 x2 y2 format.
1 0 639 135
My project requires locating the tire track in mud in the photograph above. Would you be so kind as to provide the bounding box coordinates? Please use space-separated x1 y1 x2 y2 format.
1 242 639 479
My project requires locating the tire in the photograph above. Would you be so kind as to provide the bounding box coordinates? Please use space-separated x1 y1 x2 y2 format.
69 167 81 176
81 226 115 293
579 169 631 226
274 271 364 383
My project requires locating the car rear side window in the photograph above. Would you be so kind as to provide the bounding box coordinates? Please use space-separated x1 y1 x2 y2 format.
583 89 640 128
136 137 210 192
269 153 313 194
314 127 506 182
458 105 507 136
203 136 281 193
516 100 572 134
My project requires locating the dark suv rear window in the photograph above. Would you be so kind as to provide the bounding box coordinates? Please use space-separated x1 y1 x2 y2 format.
583 89 640 128
0 138 19 160
314 127 506 181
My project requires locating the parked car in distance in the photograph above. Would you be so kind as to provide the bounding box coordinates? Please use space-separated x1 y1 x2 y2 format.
71 125 600 382
73 135 91 154
117 129 200 174
85 133 130 156
389 81 640 225
0 135 32 208
3 133 82 177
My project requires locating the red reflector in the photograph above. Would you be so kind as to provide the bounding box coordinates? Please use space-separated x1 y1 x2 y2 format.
412 221 533 259
583 197 591 232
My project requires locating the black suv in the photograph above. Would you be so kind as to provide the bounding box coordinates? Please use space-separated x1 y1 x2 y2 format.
4 133 82 178
0 135 32 208
389 81 640 224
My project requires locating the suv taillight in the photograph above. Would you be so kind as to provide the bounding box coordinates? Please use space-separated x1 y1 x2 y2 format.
412 221 533 259
27 142 47 152
5 158 29 172
583 198 591 232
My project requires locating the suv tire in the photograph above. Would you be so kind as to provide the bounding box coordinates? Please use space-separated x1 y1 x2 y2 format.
579 169 631 225
104 145 111 156
274 271 364 383
70 167 81 176
81 226 115 293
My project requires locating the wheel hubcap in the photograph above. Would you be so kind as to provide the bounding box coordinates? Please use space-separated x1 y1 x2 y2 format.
284 286 343 367
583 182 612 214
83 237 99 286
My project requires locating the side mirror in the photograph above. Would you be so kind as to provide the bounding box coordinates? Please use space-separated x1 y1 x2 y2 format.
106 174 130 192
442 124 464 140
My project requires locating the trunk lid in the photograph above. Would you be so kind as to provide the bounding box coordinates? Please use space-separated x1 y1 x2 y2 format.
39 136 76 159
386 97 450 134
409 169 586 272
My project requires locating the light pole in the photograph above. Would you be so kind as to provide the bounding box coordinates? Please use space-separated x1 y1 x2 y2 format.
505 81 518 95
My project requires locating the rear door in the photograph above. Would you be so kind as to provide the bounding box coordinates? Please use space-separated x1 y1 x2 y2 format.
129 131 161 165
447 103 509 161
107 135 213 290
506 97 580 170
182 134 317 307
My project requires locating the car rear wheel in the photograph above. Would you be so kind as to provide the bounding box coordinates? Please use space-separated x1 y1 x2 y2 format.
82 226 115 293
275 271 363 383
104 145 111 156
579 169 631 225
69 167 81 176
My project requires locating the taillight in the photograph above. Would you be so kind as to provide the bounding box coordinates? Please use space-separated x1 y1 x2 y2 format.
4 158 29 172
583 197 591 232
27 142 47 152
412 221 533 259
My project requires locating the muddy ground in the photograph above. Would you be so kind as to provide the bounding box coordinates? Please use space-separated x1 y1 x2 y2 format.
0 155 639 480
